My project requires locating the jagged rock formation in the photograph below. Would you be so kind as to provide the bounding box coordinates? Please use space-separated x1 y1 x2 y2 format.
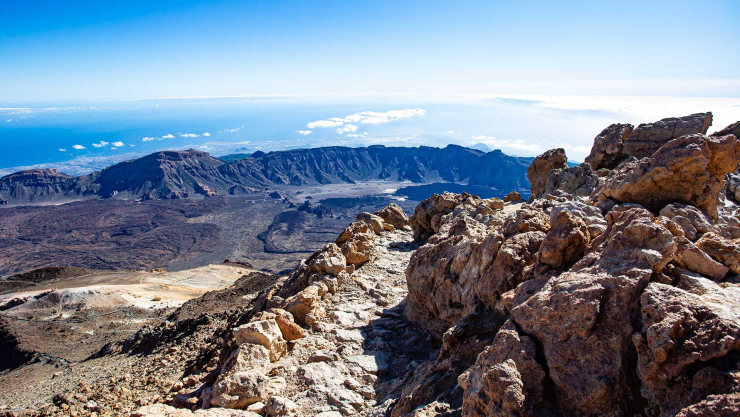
591 133 740 219
585 113 714 171
527 148 567 198
0 145 533 205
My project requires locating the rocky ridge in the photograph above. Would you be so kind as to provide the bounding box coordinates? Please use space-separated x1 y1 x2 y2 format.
0 145 532 205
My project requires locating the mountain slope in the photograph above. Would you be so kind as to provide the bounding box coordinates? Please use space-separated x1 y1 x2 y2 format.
0 145 533 204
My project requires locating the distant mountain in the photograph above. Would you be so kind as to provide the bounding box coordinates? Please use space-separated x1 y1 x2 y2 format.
218 153 252 163
470 143 493 152
0 145 533 204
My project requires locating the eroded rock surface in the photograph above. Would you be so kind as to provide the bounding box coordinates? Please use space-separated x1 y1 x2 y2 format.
527 148 567 198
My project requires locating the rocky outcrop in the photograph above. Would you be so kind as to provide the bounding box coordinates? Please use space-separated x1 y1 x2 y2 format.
527 148 567 198
504 190 522 202
544 162 599 197
622 112 713 160
585 123 634 170
373 203 409 229
592 133 740 219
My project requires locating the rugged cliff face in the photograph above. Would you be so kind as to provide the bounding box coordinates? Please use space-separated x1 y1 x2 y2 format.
0 145 532 205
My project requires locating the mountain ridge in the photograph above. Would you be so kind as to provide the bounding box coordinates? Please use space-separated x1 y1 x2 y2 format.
0 145 533 205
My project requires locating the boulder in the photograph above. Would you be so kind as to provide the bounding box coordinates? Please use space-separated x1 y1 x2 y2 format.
676 394 740 417
210 370 284 409
266 396 298 416
544 162 599 197
356 212 386 234
659 203 714 241
584 123 634 170
373 203 409 229
503 191 522 202
233 319 287 362
458 320 546 416
409 192 465 242
592 134 740 219
534 209 589 273
622 112 712 160
506 206 676 415
673 236 728 280
527 148 567 198
336 221 372 245
220 344 271 376
252 309 305 341
311 243 347 276
633 280 740 414
341 230 375 266
695 232 740 274
283 285 324 324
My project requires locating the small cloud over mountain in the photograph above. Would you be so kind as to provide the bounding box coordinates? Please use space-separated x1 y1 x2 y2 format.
73 144 86 150
297 130 312 135
92 141 109 148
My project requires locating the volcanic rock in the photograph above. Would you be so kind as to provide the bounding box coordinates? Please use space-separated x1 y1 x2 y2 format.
585 123 634 170
592 134 740 219
527 148 567 198
503 190 522 202
373 203 409 229
622 112 713 160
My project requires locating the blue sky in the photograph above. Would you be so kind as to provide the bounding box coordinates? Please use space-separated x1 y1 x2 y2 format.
1 0 739 102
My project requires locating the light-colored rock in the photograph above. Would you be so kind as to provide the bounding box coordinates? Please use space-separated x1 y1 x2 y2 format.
341 230 375 266
220 344 271 376
673 236 728 280
374 203 409 229
503 190 522 202
233 319 287 362
266 396 298 416
356 212 386 234
283 285 324 324
696 232 740 274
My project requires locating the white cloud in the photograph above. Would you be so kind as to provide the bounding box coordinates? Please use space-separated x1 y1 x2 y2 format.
297 130 313 135
142 137 158 142
222 127 241 133
162 134 175 139
59 148 67 152
203 132 211 137
471 136 543 153
129 144 136 147
91 141 109 148
445 130 455 134
112 141 125 147
306 108 425 130
235 141 251 145
73 144 86 150
5 119 12 122
180 133 199 138
307 120 343 129
336 124 358 134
